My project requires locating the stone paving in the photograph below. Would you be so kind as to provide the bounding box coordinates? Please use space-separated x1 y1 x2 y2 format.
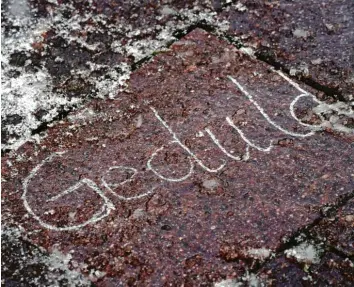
1 1 354 286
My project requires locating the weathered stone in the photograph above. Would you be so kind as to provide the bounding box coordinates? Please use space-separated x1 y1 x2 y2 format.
2 29 354 285
16 0 215 82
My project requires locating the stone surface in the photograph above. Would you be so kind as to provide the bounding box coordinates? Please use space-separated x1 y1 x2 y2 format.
2 29 354 285
218 0 354 101
310 198 354 257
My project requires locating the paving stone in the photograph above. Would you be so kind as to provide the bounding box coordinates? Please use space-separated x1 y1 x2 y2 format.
310 198 354 257
218 0 354 101
2 29 354 285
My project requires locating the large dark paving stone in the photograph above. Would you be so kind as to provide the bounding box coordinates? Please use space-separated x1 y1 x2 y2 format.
1 226 91 286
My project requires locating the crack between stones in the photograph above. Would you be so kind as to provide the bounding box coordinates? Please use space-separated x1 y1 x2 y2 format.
276 189 354 253
1 106 77 156
195 24 348 102
247 189 354 277
254 51 349 103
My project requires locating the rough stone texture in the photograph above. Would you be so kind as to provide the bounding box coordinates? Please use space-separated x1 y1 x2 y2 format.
218 0 354 101
2 29 354 285
310 198 354 257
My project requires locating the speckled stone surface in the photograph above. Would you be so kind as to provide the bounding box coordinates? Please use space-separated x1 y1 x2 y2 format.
2 29 354 285
218 0 354 101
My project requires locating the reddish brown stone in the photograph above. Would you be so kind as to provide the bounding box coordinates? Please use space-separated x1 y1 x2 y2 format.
2 29 354 285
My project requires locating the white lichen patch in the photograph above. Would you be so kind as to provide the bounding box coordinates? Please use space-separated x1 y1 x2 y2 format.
284 241 323 264
246 247 273 260
289 62 310 77
1 3 81 151
312 100 354 134
91 63 132 99
202 178 221 190
1 68 81 150
214 279 243 287
67 108 96 124
214 272 265 287
235 2 248 12
239 46 256 57
292 28 309 39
